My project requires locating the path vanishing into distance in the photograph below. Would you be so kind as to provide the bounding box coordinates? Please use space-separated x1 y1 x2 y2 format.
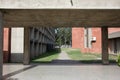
57 51 71 60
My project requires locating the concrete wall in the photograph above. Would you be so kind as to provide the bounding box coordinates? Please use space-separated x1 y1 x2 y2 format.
11 28 24 62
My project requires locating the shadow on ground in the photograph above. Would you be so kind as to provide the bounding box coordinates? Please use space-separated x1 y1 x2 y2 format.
3 60 117 80
53 59 116 64
3 64 38 80
32 48 61 63
31 59 117 65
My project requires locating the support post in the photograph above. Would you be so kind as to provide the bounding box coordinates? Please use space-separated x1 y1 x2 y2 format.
23 27 30 65
0 11 3 80
101 27 109 64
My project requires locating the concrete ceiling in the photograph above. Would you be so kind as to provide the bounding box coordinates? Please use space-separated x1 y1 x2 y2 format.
0 0 120 27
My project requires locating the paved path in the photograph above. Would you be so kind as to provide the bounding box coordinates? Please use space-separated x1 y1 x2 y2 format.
3 64 120 80
57 51 71 60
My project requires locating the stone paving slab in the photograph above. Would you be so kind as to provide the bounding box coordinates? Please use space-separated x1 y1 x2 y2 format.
3 64 120 80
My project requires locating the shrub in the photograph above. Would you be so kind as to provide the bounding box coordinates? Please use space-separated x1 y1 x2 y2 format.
117 54 120 66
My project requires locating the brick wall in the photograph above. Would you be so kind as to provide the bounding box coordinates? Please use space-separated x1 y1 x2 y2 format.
3 28 10 62
72 27 84 49
72 27 102 53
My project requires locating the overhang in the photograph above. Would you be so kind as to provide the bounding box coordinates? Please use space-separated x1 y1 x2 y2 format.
1 9 120 27
0 0 120 27
109 31 120 39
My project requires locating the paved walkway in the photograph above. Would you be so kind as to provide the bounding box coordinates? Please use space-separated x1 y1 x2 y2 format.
57 51 71 60
3 51 120 80
3 64 120 80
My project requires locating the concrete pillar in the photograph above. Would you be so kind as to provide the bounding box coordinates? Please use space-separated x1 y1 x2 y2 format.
0 11 3 80
101 27 109 64
30 42 34 59
42 44 44 53
36 43 39 57
23 27 30 65
40 43 42 54
32 42 35 59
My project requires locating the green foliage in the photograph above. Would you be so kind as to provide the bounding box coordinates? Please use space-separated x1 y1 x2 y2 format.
55 28 72 47
117 54 120 66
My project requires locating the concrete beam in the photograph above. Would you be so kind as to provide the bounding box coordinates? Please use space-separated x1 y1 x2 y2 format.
0 0 120 9
2 9 120 27
101 27 109 64
23 27 30 65
0 11 3 80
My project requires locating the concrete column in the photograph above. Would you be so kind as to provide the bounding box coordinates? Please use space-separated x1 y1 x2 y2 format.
30 42 34 59
101 27 109 64
0 11 3 80
23 27 30 65
40 43 42 54
36 43 39 57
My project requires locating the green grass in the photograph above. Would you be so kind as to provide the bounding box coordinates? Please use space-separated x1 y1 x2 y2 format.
66 49 101 60
32 48 117 63
32 50 60 63
62 48 117 61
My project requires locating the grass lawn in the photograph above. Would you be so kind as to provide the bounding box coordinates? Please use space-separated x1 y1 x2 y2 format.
62 48 117 61
32 50 60 63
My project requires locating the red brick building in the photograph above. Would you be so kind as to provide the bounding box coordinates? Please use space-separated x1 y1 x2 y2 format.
72 27 120 54
3 28 11 62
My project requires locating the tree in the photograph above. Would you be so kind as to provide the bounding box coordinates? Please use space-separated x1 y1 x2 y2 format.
55 27 72 48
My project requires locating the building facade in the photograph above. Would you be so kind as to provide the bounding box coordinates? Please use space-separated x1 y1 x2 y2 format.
3 28 11 62
108 28 120 54
3 27 55 63
72 27 120 54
